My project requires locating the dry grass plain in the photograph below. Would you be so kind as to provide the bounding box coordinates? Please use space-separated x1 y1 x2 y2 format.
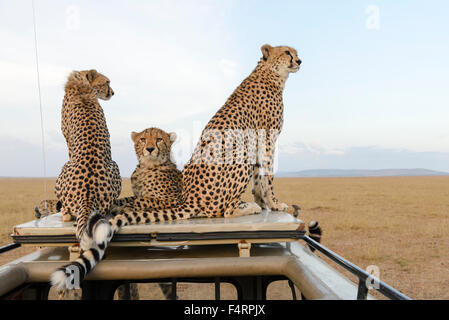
1 176 449 300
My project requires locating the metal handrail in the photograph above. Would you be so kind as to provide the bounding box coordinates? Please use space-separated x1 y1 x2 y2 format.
0 243 21 254
1 236 411 300
302 235 411 300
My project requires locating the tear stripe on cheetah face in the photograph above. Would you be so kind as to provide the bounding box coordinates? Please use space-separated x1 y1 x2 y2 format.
260 44 302 81
131 127 177 169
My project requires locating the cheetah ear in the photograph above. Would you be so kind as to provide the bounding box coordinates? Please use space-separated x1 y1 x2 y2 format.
86 69 98 83
131 131 139 142
261 44 272 61
169 132 177 143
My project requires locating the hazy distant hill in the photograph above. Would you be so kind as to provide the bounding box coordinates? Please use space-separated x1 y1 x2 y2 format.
276 169 449 178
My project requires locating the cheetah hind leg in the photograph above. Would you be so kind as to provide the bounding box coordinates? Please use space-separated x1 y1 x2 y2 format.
34 199 62 219
224 202 262 218
59 206 75 222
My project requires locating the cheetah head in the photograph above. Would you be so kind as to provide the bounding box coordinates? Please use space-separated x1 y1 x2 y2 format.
260 44 302 77
81 69 114 100
131 127 177 167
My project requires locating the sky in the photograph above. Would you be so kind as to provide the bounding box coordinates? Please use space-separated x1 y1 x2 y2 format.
0 0 448 177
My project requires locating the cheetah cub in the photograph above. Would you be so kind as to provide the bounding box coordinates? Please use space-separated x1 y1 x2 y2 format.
35 128 181 220
111 127 182 216
53 127 182 290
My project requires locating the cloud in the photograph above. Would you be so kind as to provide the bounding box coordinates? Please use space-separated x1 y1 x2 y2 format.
279 141 346 156
277 145 449 173
0 0 239 149
2 132 449 177
2 1 449 178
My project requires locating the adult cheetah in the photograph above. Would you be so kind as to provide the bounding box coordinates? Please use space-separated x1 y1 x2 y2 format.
106 44 302 229
50 69 121 290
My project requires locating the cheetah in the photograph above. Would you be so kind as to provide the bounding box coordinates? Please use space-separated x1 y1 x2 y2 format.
50 69 121 290
53 127 183 291
94 127 182 299
35 127 181 219
110 127 182 215
103 44 302 230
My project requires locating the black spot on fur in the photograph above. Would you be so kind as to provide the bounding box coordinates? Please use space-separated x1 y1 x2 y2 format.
86 213 104 237
80 256 92 273
90 248 100 262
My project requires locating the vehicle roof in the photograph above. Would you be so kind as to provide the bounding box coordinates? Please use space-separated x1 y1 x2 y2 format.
12 211 305 247
3 211 374 300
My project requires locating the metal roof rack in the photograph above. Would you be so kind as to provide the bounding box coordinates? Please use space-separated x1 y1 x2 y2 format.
1 211 411 300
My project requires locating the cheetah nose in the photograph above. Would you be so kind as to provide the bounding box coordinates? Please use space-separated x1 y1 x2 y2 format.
146 147 155 153
296 59 302 65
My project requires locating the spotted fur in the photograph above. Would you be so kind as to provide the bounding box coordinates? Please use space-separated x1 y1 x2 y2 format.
50 69 121 291
108 127 183 230
113 44 302 226
54 127 184 292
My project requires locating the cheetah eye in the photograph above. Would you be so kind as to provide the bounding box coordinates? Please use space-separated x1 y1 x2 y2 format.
140 138 146 143
156 138 163 143
285 51 292 57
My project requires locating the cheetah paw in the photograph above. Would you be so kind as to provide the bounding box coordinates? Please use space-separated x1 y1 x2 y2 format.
269 202 289 212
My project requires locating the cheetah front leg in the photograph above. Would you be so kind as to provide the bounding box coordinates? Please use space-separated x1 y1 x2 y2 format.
256 130 299 217
259 174 299 216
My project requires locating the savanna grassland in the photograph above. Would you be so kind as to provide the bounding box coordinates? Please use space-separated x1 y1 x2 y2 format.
1 176 449 300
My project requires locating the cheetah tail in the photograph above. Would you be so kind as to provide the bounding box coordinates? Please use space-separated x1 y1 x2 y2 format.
109 204 197 231
51 212 113 290
306 220 322 252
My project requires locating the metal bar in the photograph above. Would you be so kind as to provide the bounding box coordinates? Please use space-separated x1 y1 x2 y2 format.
12 230 305 244
122 283 131 300
302 235 411 300
357 279 368 300
215 277 220 300
171 278 177 300
0 243 21 254
288 280 297 300
157 230 305 241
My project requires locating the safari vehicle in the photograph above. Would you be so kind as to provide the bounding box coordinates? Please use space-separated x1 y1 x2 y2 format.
0 211 410 300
